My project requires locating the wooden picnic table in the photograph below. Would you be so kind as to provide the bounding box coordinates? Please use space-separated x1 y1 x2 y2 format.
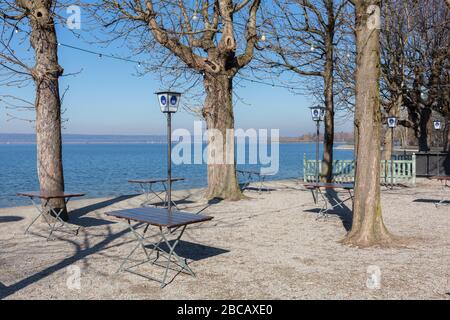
17 191 85 240
106 206 213 288
128 177 185 208
303 183 355 220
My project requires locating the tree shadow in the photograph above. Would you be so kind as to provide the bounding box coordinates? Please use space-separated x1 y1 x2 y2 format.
0 224 131 299
0 216 23 223
70 194 140 227
242 186 276 193
150 197 195 208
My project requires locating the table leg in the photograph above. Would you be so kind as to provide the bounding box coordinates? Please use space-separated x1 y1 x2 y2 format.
162 182 180 210
25 197 48 235
436 180 449 207
116 223 194 288
316 188 329 220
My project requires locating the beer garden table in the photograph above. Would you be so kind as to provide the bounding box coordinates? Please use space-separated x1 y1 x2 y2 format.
128 178 185 209
303 183 354 220
17 191 85 240
106 207 213 288
430 176 450 207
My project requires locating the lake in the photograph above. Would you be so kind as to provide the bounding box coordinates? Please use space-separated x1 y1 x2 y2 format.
0 143 353 208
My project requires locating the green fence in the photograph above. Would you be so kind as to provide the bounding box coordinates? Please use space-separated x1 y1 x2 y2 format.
303 153 416 185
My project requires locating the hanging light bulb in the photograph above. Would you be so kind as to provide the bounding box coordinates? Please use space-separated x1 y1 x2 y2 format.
261 33 266 41
15 27 19 34
310 44 315 51
192 13 198 21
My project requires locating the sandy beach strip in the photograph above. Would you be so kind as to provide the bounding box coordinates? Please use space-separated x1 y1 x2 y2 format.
0 178 449 299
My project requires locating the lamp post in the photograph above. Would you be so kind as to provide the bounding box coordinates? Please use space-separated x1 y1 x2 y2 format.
387 116 398 189
309 105 325 203
156 91 181 213
433 120 442 176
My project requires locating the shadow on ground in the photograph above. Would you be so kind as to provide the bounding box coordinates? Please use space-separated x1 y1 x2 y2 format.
241 186 277 193
413 199 450 205
0 194 227 299
155 240 229 261
70 194 140 227
303 189 353 231
0 216 23 223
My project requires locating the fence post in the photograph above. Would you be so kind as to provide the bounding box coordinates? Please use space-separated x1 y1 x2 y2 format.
412 153 416 185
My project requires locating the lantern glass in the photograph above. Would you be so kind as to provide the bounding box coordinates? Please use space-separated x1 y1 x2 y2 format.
433 120 442 130
156 91 181 113
387 117 398 128
309 106 325 122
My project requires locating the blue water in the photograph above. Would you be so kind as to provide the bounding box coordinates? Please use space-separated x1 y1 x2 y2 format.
0 143 353 208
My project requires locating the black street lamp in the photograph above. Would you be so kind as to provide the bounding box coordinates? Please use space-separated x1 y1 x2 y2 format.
156 91 181 213
387 116 398 189
433 120 442 176
309 105 325 203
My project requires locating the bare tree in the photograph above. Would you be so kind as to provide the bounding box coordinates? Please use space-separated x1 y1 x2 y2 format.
91 0 263 200
1 1 68 218
258 0 350 182
342 0 395 247
381 0 449 154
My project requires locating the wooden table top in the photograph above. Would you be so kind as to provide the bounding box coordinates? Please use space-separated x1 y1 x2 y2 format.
430 176 450 181
106 207 213 228
304 182 355 190
17 191 86 200
128 178 185 184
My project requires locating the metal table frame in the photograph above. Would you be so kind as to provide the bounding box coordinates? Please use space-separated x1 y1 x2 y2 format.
128 178 185 209
237 170 268 193
106 208 213 288
304 183 354 220
117 221 194 288
17 192 85 241
431 176 450 207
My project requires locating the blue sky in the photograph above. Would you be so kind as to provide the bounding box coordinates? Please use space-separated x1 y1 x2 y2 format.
0 9 353 137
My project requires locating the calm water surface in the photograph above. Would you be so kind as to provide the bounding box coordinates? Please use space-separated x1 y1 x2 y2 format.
0 143 353 208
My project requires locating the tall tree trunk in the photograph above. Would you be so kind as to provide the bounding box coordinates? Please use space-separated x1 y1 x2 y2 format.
418 107 432 151
28 2 67 220
202 74 242 200
342 0 395 247
321 37 335 183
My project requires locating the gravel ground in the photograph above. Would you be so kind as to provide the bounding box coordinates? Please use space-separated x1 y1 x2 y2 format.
0 178 449 300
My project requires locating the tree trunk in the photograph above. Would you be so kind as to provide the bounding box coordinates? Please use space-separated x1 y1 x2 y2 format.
321 37 335 183
28 3 67 220
342 0 395 247
418 107 432 152
202 74 242 201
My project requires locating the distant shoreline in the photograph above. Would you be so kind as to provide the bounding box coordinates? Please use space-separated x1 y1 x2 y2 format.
0 133 354 145
0 140 354 145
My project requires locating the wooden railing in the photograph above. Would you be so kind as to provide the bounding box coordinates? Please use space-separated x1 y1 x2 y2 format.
303 153 416 185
